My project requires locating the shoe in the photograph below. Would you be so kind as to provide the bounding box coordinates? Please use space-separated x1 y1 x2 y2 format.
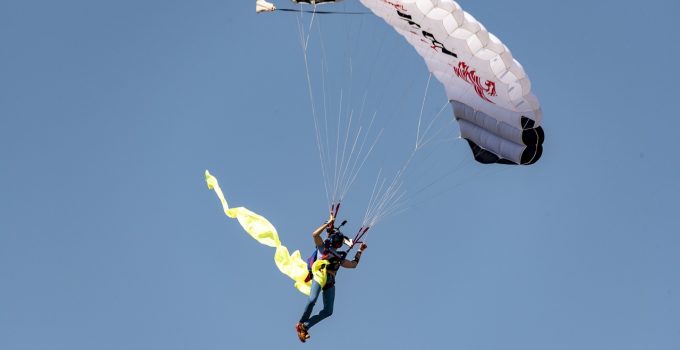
256 0 276 13
296 322 310 342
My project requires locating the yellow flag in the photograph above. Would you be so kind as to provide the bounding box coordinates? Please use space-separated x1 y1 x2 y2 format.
205 170 326 294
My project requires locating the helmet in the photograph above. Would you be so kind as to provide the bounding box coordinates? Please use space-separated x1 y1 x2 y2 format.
325 231 345 250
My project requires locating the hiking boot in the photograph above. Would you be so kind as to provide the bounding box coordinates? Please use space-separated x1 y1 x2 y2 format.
296 322 310 342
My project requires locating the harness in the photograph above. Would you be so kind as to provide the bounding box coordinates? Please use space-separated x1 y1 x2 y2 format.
305 245 347 289
321 247 347 272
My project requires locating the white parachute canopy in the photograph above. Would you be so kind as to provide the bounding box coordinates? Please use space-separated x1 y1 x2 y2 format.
283 0 546 227
358 0 544 165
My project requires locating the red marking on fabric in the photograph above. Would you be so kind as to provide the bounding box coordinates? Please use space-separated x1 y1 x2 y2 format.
381 0 407 12
453 62 497 103
420 38 443 53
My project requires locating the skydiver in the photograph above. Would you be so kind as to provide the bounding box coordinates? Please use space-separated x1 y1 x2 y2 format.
295 210 368 342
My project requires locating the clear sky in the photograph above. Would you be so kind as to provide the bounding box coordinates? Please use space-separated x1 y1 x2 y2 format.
1 1 678 349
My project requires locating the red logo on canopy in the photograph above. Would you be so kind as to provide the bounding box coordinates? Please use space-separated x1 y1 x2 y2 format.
453 62 497 103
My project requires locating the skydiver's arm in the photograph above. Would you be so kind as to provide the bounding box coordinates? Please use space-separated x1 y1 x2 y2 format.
341 259 358 269
312 223 326 247
312 212 335 247
341 243 367 269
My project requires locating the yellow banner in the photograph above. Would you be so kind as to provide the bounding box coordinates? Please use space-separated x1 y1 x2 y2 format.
205 170 326 295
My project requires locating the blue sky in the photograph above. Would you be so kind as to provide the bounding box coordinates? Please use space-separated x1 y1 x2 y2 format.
1 1 678 349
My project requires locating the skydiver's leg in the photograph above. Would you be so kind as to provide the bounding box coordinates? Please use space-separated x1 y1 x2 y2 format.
299 280 322 324
304 286 335 329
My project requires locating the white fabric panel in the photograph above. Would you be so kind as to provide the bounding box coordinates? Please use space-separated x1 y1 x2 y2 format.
451 101 526 146
359 0 542 129
458 120 526 164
